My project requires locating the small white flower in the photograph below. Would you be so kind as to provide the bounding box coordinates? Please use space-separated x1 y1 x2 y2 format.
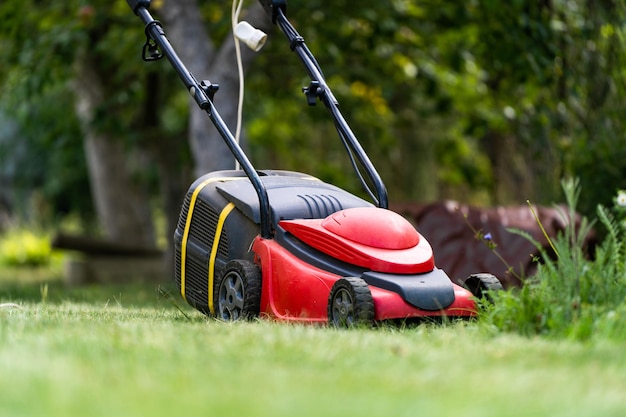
617 191 626 207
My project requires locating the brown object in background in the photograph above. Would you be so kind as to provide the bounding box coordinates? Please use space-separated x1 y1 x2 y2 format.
392 201 594 289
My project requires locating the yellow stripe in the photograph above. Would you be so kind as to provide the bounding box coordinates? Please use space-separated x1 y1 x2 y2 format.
208 202 236 314
180 177 243 301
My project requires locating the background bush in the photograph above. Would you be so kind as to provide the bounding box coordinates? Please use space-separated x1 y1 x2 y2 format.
0 229 53 267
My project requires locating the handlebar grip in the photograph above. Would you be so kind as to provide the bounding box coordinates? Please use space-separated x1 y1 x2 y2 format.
126 0 151 15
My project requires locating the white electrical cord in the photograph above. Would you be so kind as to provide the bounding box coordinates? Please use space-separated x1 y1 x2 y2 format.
231 0 267 169
232 0 245 170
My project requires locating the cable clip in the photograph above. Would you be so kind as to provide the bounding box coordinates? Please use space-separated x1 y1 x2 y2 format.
303 81 321 106
200 80 220 102
142 21 164 61
290 35 304 51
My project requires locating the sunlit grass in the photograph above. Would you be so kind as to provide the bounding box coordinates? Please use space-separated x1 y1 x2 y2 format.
1 301 625 417
3 179 626 416
1 259 625 417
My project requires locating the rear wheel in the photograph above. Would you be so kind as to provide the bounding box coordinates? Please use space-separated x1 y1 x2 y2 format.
463 273 503 302
215 259 262 321
327 277 374 327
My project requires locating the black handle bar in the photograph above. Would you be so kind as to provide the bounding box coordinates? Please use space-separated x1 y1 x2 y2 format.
127 0 150 15
259 1 389 209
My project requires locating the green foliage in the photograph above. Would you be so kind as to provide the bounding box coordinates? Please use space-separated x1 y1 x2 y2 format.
0 84 92 220
0 0 190 226
0 229 53 267
557 0 626 217
0 1 111 222
244 0 626 206
1 0 625 225
480 179 626 341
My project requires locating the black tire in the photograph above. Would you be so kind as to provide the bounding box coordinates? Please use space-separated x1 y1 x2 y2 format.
463 273 503 302
327 277 375 327
214 259 262 321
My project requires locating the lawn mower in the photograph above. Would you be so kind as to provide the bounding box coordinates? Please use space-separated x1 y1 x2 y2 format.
126 0 503 325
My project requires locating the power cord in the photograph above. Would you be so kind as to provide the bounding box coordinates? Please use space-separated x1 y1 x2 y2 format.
232 0 244 169
231 0 267 169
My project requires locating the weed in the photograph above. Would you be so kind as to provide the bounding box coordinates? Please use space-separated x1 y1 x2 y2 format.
458 208 521 282
479 178 626 341
156 285 192 320
40 283 49 304
527 199 559 258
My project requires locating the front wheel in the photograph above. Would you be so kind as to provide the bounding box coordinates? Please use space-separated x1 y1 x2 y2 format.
327 277 375 327
463 273 503 302
214 259 262 321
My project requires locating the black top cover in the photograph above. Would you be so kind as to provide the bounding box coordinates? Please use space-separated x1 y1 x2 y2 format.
216 173 372 225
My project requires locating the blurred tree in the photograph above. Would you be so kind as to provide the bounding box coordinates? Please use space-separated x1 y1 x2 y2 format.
0 0 624 254
0 1 162 247
245 0 626 211
0 0 274 272
158 0 272 176
0 2 261 233
72 3 157 248
560 0 626 215
0 2 94 223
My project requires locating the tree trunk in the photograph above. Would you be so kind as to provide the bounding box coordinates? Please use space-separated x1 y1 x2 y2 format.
140 71 192 278
69 2 273 280
74 55 156 248
160 0 273 176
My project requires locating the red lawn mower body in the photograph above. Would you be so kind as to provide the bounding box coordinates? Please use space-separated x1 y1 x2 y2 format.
173 170 479 325
254 237 476 323
128 0 500 325
257 208 475 322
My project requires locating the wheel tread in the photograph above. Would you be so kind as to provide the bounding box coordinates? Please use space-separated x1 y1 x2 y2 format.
328 277 375 327
464 273 503 301
214 259 262 321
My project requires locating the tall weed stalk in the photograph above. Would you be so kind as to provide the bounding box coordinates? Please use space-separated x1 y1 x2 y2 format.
480 179 626 341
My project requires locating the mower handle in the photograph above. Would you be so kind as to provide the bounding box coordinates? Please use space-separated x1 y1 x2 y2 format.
126 0 273 239
259 2 389 209
258 0 286 23
127 0 151 15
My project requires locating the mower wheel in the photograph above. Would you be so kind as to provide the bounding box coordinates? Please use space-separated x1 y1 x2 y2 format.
327 277 374 327
214 259 262 321
463 273 503 302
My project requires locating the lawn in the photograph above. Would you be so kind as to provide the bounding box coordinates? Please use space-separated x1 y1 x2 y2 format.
1 266 625 417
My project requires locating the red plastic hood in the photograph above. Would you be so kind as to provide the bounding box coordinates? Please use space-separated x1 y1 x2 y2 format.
279 207 435 274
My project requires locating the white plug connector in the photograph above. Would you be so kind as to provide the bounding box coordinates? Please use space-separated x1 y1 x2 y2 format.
234 21 267 52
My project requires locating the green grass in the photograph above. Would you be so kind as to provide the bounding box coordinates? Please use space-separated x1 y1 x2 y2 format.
3 180 626 417
479 180 626 341
2 267 626 417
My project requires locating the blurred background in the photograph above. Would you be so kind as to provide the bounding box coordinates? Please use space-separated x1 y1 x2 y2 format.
0 0 624 283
